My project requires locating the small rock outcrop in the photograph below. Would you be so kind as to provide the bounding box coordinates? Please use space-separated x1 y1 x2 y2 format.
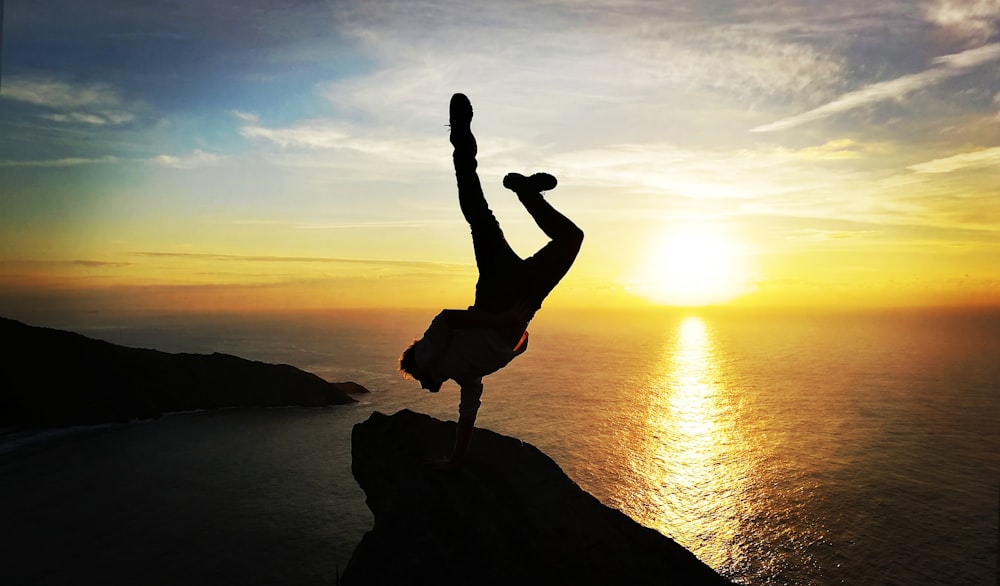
345 409 733 585
0 316 366 427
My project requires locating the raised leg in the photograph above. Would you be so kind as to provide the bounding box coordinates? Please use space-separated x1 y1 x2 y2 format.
450 94 522 312
503 173 584 308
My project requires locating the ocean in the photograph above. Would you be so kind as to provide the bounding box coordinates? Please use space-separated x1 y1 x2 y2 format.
4 307 999 585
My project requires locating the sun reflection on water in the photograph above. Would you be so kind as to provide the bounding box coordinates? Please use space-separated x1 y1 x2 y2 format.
617 315 752 573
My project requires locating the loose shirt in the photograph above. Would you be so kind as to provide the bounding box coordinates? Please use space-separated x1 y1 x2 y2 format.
414 310 529 386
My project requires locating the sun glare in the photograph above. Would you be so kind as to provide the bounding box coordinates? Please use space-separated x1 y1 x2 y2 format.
631 224 754 306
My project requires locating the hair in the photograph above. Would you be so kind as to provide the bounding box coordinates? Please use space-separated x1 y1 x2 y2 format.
398 340 418 380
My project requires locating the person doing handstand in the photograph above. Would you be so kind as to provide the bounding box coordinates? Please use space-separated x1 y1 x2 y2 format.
399 93 584 469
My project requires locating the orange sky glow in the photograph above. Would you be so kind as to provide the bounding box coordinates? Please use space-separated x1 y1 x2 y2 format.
2 1 999 320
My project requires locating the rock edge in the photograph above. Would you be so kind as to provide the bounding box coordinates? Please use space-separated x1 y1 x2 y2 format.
345 409 733 585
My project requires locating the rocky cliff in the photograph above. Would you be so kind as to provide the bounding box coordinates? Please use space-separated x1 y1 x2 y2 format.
345 409 733 585
0 316 365 427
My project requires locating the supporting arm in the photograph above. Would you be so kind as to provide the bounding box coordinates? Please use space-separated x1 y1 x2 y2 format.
450 380 484 467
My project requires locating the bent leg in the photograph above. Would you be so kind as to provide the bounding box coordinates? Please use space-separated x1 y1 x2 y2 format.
508 183 584 308
519 190 584 246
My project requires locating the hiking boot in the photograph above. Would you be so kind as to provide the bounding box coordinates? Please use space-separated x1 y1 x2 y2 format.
449 93 476 153
502 172 558 193
449 93 473 130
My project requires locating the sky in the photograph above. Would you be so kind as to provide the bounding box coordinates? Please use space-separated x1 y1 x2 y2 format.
1 0 999 317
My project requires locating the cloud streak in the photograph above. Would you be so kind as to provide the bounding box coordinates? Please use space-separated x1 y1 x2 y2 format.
1 151 224 169
752 43 1000 132
134 251 472 271
908 146 1000 173
148 150 225 169
235 115 448 173
1 76 140 126
0 156 119 168
926 0 1000 43
240 120 351 149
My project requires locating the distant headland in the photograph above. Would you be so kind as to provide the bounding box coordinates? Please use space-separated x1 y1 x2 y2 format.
0 316 366 427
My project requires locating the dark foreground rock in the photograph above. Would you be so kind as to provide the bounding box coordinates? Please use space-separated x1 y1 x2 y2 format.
0 316 366 427
345 409 733 585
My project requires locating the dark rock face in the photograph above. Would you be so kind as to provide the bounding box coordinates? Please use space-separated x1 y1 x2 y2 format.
0 317 363 427
345 409 733 585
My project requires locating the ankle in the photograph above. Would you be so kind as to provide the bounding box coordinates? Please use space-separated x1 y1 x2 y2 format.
450 132 477 154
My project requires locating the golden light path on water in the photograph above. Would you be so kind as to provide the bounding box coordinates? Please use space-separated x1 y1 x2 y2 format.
615 316 756 572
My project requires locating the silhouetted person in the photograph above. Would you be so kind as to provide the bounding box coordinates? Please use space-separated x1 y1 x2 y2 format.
399 93 583 469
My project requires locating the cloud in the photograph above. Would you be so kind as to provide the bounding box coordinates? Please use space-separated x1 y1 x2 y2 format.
544 136 999 234
240 120 351 149
323 0 847 138
1 76 139 126
752 43 1000 132
0 258 133 269
72 260 133 268
236 115 438 163
547 139 886 204
231 110 259 124
2 77 119 109
908 146 1000 173
926 0 1000 43
236 117 447 173
148 150 224 169
134 251 471 271
786 139 875 161
0 156 119 168
2 151 224 169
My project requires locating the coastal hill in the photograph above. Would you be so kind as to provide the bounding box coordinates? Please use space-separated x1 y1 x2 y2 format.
345 409 733 585
0 316 365 427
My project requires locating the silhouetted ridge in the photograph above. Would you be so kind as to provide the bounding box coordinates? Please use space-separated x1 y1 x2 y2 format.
344 409 733 585
0 317 365 427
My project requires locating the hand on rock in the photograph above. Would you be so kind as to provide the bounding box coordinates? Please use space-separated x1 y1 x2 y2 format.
426 455 463 472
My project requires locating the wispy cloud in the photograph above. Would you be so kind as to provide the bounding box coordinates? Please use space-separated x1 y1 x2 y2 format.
926 0 1000 44
231 110 259 124
236 116 447 173
240 120 351 149
0 156 119 168
779 139 882 161
2 77 120 109
1 151 224 169
318 0 850 151
548 140 885 202
134 251 472 271
1 76 140 126
908 146 1000 173
752 43 1000 132
72 260 133 268
148 150 225 169
0 259 134 270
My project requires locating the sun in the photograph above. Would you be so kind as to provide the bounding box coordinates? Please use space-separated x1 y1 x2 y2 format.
631 224 754 306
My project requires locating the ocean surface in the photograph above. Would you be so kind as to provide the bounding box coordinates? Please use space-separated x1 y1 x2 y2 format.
5 307 999 585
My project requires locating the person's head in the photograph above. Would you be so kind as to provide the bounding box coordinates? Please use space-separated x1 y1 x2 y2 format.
399 339 441 392
399 340 419 379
